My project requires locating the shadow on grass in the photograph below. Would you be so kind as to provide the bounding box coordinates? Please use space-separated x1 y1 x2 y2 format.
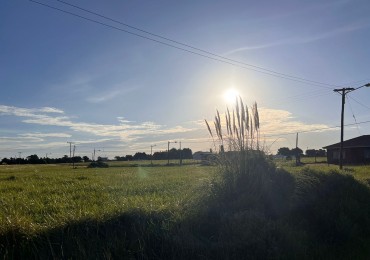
1 168 370 259
0 211 177 259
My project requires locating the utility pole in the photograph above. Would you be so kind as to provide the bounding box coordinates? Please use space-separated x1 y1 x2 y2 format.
72 145 76 169
18 152 22 165
334 84 370 170
45 153 51 164
93 148 101 162
150 145 156 166
67 141 74 166
167 141 177 165
334 88 353 169
167 141 170 165
179 141 182 166
295 133 299 166
67 142 73 159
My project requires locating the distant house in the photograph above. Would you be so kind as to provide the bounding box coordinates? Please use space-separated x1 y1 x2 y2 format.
323 135 370 165
97 156 109 162
193 151 213 161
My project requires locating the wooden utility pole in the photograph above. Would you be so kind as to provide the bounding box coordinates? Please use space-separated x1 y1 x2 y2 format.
167 141 170 165
333 83 370 169
179 141 182 166
167 141 177 165
295 133 299 166
67 142 74 165
72 145 76 169
333 88 354 169
150 144 156 166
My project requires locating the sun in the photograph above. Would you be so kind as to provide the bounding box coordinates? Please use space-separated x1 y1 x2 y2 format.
223 88 239 104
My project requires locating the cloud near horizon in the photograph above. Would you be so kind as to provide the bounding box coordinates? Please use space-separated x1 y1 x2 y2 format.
203 107 333 140
0 105 195 142
0 104 335 157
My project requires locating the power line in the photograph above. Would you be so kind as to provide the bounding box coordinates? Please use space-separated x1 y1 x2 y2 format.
263 119 370 138
29 0 338 89
346 96 361 135
260 89 333 107
347 94 370 110
54 0 342 89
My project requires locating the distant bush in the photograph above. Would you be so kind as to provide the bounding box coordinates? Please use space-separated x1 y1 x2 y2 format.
88 161 109 168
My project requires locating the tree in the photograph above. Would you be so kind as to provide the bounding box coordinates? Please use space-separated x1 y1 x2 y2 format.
277 147 291 156
291 147 303 156
27 154 41 164
133 152 149 160
306 149 317 157
181 148 193 159
83 156 90 162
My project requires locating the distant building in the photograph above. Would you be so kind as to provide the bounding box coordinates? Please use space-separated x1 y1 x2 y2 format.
323 135 370 165
193 151 213 161
97 156 109 162
273 154 287 160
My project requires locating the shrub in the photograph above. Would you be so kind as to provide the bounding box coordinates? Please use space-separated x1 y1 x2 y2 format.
88 161 109 168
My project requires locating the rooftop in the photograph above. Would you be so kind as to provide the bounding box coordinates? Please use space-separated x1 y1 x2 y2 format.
323 135 370 149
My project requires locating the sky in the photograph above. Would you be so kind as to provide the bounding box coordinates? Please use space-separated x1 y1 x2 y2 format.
1 0 370 159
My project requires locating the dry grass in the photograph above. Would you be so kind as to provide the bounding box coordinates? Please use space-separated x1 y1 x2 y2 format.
205 97 260 152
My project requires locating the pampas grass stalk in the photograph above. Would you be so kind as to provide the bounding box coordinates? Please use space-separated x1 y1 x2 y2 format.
205 97 260 153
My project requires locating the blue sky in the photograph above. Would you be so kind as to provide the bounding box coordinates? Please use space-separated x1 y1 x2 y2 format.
1 0 370 159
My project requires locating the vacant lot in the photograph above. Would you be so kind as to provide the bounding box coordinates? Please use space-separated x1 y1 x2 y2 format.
1 160 369 259
0 163 213 234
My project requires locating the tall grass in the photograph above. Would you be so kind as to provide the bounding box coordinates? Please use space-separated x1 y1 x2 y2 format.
205 97 260 153
197 98 370 259
204 98 271 197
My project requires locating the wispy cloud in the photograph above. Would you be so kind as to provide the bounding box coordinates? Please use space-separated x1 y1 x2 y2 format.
0 136 43 143
225 21 370 55
0 105 338 157
19 132 72 138
203 107 333 139
259 108 332 137
86 86 138 103
0 105 64 117
0 105 195 142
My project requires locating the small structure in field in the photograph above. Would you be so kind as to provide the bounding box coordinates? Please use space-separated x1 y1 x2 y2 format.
323 135 370 165
193 151 214 165
193 151 213 160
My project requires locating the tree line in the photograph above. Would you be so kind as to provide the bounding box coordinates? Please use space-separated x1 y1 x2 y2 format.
0 148 193 165
277 147 326 157
115 148 193 161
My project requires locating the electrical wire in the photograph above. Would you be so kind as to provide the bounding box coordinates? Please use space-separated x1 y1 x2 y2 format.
263 119 370 138
346 96 361 135
260 89 333 107
347 94 370 111
53 0 342 89
29 0 339 89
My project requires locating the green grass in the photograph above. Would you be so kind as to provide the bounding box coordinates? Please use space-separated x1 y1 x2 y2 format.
0 164 213 233
1 159 370 259
0 164 216 258
276 157 370 185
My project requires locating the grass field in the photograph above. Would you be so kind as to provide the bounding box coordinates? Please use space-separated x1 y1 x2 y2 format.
0 163 213 233
276 156 370 184
1 159 369 258
0 163 216 258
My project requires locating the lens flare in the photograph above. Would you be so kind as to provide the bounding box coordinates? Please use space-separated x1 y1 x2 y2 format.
223 88 239 104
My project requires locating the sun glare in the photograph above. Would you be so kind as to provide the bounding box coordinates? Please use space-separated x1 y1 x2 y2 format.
223 88 239 104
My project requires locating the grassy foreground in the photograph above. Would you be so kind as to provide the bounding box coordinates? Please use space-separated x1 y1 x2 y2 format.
0 163 214 258
1 160 370 259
